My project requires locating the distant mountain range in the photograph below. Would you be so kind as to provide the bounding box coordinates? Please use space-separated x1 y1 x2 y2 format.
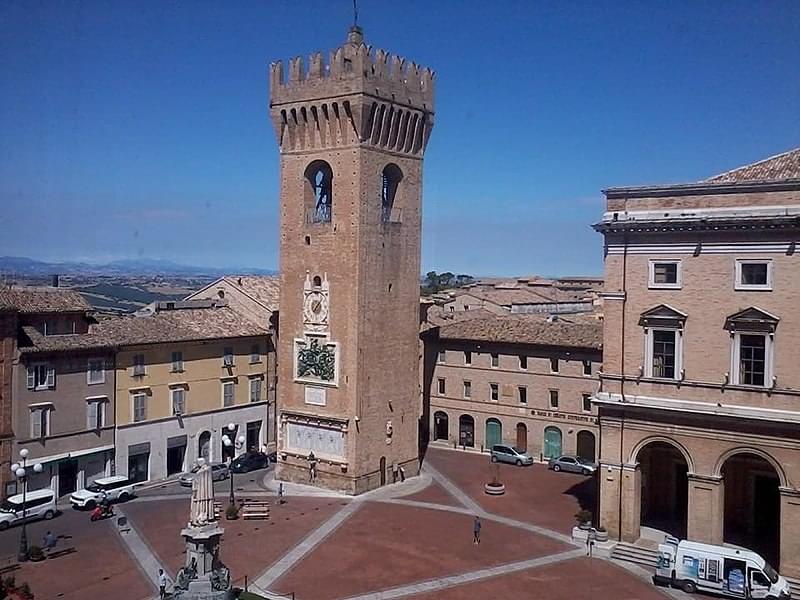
0 256 276 277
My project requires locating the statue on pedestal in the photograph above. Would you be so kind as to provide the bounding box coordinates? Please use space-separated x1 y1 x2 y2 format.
189 460 215 527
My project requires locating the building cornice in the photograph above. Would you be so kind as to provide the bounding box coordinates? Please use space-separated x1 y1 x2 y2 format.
603 179 800 199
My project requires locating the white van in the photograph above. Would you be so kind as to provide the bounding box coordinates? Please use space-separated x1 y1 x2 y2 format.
0 489 57 530
70 475 134 509
655 537 791 599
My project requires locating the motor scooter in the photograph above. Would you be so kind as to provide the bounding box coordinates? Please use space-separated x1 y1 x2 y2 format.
90 503 115 522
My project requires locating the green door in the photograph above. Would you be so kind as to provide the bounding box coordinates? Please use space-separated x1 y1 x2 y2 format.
543 427 562 459
485 419 502 449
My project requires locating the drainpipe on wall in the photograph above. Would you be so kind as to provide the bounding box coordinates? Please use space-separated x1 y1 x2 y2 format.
617 229 629 542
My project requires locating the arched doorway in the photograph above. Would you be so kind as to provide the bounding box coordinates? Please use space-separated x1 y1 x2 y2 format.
637 441 689 538
433 411 449 441
198 431 211 462
543 426 562 459
722 452 780 567
515 423 528 452
485 418 502 449
458 415 474 448
379 456 387 486
576 431 596 462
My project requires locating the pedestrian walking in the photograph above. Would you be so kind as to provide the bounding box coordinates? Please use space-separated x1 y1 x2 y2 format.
308 451 317 482
158 568 168 599
278 482 285 504
473 516 482 545
42 530 57 554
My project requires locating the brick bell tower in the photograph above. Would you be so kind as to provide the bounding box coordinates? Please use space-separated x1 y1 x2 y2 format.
269 26 435 494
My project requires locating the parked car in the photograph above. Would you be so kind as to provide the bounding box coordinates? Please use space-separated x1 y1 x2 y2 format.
490 445 534 466
70 475 135 509
179 462 229 486
0 489 57 530
548 455 597 475
230 452 269 474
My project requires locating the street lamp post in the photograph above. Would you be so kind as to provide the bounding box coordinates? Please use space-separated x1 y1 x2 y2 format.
11 449 43 562
221 423 245 505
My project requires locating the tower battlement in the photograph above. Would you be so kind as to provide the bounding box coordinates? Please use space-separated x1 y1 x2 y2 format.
269 27 435 112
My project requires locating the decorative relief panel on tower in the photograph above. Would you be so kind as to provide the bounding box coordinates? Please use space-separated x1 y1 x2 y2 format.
294 337 338 386
281 412 347 461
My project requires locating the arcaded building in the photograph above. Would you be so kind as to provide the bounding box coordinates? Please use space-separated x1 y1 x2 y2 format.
269 27 435 493
423 312 602 463
593 148 800 577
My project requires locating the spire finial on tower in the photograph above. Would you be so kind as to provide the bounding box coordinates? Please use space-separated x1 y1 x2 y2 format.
347 0 363 45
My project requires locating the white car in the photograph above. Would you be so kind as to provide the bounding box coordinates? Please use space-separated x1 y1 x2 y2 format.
0 489 57 530
70 475 135 509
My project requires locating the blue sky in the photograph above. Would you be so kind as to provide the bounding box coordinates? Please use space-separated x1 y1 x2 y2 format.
1 1 799 277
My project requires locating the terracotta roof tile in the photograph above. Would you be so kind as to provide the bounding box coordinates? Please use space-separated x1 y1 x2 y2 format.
706 148 800 183
0 288 91 314
227 276 280 312
432 313 603 350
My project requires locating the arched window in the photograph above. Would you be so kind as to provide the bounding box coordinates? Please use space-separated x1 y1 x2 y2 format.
543 426 562 459
381 164 403 223
458 414 474 448
433 411 449 441
305 161 333 224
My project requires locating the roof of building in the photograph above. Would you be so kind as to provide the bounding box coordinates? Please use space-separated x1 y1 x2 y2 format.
432 313 603 350
705 147 800 183
0 288 91 314
231 276 280 312
19 304 269 353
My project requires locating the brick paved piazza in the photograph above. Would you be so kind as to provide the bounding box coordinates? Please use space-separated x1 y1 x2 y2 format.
0 448 677 599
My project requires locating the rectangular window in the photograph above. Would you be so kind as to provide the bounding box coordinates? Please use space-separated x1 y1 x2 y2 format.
27 364 55 390
736 259 772 290
222 381 235 407
649 260 681 289
30 407 50 438
43 320 56 336
583 360 592 376
437 378 446 395
490 383 499 401
171 388 186 415
464 351 472 365
549 390 559 409
223 347 235 367
490 353 499 368
582 394 592 412
171 351 184 372
550 358 559 373
87 359 105 384
133 354 146 376
250 344 261 363
133 394 147 422
87 400 106 429
438 350 446 364
518 386 527 404
250 378 263 402
463 380 471 398
519 356 527 370
652 330 676 379
738 334 766 386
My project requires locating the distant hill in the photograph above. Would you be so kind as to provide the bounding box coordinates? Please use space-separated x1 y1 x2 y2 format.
0 256 276 277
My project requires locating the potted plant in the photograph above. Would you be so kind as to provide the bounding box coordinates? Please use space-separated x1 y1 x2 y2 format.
594 526 608 542
484 463 505 496
574 509 592 530
26 545 44 562
225 503 240 520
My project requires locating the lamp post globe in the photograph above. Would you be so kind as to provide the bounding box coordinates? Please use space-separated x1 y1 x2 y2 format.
227 423 235 432
10 463 19 474
237 435 246 446
19 449 28 460
15 468 25 478
33 464 43 474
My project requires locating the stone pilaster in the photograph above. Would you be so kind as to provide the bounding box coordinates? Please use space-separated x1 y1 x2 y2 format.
687 473 724 545
779 487 800 579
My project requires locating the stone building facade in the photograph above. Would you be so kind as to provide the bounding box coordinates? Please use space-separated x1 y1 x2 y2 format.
422 312 602 464
593 148 800 577
269 27 435 493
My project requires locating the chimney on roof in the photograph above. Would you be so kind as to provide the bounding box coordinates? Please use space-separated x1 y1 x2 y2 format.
51 274 59 288
237 277 243 286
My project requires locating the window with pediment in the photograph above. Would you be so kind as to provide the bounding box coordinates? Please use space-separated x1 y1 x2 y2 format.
639 304 687 380
725 307 779 388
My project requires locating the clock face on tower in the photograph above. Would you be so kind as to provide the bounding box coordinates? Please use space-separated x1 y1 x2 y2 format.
303 291 329 326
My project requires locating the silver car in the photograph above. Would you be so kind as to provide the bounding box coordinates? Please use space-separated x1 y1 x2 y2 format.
490 444 534 466
548 455 596 475
179 462 229 486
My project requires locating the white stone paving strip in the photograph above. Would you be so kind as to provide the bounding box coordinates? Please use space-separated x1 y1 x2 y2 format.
341 547 586 600
112 506 172 595
252 499 362 592
609 558 693 600
422 461 486 515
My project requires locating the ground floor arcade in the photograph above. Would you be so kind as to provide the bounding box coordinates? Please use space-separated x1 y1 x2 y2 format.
595 401 800 578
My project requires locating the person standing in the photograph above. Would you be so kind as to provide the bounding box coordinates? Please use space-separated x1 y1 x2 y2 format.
278 482 285 505
158 568 168 599
308 451 317 482
473 516 482 545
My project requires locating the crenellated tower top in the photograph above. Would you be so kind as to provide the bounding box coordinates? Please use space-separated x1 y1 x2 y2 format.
269 27 435 156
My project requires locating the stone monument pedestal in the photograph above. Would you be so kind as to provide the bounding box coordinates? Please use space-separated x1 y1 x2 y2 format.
172 522 232 599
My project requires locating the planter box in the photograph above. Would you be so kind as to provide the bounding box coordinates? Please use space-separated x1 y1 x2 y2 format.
484 482 505 496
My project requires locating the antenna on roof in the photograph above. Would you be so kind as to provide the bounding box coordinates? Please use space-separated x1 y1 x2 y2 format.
353 0 358 26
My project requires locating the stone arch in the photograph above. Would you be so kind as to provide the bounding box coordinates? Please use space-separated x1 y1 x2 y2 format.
458 414 474 448
433 411 449 441
636 438 690 539
630 436 696 474
713 446 788 488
